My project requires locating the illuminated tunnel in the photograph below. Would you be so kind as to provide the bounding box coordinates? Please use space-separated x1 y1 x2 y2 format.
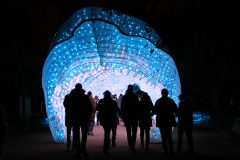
42 7 181 143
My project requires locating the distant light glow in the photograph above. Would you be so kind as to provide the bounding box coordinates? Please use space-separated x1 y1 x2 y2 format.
193 112 210 125
42 7 181 143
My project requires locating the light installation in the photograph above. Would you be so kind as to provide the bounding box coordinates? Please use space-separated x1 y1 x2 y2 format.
193 112 210 126
42 7 181 143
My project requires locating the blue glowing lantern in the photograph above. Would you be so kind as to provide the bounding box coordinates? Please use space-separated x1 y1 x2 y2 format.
42 7 181 143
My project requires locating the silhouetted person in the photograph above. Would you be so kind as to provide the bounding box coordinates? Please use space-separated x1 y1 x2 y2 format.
0 104 8 159
71 83 92 157
121 85 140 153
117 94 123 123
96 90 121 155
155 89 178 155
94 95 100 126
139 92 154 151
117 94 123 109
63 92 74 151
176 93 194 153
87 91 97 136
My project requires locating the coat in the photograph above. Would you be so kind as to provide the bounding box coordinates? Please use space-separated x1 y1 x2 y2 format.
121 92 140 124
154 97 178 128
96 98 121 127
139 99 154 128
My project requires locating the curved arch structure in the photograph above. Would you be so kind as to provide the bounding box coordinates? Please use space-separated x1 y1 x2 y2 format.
42 7 181 143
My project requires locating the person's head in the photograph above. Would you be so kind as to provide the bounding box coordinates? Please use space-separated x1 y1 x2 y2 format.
161 88 168 97
127 85 133 93
178 93 186 101
142 92 150 101
113 94 117 99
103 90 112 99
75 83 82 90
118 94 122 98
87 91 92 96
94 95 99 100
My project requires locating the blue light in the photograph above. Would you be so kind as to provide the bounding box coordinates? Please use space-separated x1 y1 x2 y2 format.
193 112 210 126
42 7 181 143
150 127 161 143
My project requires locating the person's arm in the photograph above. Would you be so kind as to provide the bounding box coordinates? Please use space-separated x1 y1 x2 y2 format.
172 100 178 116
150 100 155 117
86 96 93 117
153 100 159 115
63 95 69 108
120 96 125 116
96 100 102 112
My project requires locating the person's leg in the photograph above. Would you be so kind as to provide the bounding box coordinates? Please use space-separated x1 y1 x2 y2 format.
88 116 95 135
160 127 168 155
71 127 75 151
91 115 95 131
131 122 138 152
81 123 89 156
97 112 100 126
186 128 194 153
66 127 72 151
112 125 117 146
167 126 174 154
145 127 150 150
125 123 132 148
87 120 91 134
140 126 144 146
177 126 184 152
73 126 80 156
103 126 111 154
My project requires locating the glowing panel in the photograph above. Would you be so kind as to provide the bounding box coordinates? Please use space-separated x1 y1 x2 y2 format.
42 7 181 143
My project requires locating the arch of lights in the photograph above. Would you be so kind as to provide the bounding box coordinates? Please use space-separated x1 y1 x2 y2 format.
42 7 181 143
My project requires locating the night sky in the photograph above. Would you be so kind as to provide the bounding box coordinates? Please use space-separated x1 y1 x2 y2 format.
1 0 238 120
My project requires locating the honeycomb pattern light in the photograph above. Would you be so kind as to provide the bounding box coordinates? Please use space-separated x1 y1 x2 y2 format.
42 7 181 143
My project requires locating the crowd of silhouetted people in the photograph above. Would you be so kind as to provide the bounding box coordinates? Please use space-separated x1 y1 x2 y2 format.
63 83 194 157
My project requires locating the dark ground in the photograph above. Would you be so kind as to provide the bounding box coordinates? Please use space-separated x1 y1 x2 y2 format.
2 122 240 160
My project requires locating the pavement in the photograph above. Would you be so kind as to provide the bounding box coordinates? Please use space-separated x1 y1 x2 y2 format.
2 122 240 160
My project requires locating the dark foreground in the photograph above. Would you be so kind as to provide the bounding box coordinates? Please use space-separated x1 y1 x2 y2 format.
2 122 240 160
